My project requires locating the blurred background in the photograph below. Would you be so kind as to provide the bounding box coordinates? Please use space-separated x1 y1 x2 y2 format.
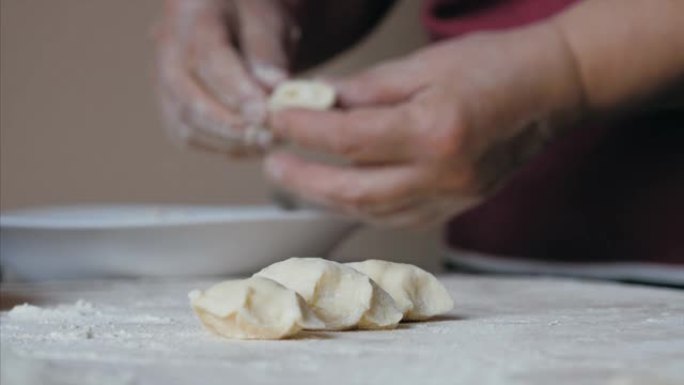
1 0 444 269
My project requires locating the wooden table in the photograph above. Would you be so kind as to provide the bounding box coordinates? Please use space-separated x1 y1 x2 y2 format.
1 275 682 385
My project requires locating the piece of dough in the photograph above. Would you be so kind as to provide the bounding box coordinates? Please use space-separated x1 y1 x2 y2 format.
254 258 402 330
189 276 323 340
268 80 336 111
347 260 453 321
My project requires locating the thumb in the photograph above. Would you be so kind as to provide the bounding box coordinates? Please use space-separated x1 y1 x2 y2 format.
234 0 292 89
332 58 425 108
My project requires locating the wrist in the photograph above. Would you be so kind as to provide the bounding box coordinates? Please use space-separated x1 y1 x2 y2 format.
460 24 590 194
515 21 589 136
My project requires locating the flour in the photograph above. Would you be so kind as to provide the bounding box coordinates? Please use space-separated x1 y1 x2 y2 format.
8 300 99 321
1 276 683 385
2 297 177 356
4 300 99 343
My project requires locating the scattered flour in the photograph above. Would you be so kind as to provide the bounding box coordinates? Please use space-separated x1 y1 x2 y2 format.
1 277 682 385
8 300 99 321
2 298 177 350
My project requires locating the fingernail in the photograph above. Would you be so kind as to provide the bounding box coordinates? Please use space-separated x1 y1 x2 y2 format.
252 64 288 88
264 155 285 181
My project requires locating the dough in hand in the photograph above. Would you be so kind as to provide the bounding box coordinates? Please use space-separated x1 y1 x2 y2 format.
269 80 336 111
255 258 402 330
189 276 323 340
347 260 453 321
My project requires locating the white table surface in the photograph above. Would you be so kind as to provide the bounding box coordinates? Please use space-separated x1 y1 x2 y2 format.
1 275 683 385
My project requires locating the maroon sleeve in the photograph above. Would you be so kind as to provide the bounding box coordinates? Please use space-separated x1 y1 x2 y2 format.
420 0 684 265
421 0 578 40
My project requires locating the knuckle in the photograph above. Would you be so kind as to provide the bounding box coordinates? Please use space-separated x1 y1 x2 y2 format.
331 112 371 158
439 167 479 196
423 111 466 161
428 129 461 160
331 133 361 158
336 185 369 208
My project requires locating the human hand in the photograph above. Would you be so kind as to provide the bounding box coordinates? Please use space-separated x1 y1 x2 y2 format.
154 0 300 156
265 24 587 227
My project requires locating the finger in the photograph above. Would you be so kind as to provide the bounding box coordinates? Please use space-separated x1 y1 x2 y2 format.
322 192 421 222
188 135 265 158
159 91 195 145
357 196 421 217
264 152 427 212
179 98 272 152
162 0 211 44
364 200 459 228
159 72 256 158
156 2 250 142
234 0 290 88
270 105 423 163
163 88 267 157
362 204 437 228
331 57 426 108
162 69 248 141
187 134 239 154
159 84 242 147
190 7 268 125
156 0 267 155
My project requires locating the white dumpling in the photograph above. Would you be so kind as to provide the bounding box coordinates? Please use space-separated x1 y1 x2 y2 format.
268 80 336 111
189 276 323 340
254 258 402 330
347 260 453 321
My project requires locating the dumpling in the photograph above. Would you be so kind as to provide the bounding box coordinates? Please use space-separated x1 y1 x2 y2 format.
346 260 453 321
189 276 323 340
268 80 336 111
254 258 402 330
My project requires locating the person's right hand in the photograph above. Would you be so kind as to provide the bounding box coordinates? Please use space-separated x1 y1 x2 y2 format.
264 24 587 227
155 0 300 156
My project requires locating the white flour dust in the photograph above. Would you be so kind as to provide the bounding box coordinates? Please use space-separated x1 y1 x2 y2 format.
1 277 683 385
4 299 174 342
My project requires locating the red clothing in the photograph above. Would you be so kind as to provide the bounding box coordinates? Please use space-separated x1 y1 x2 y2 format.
421 0 684 267
422 0 576 39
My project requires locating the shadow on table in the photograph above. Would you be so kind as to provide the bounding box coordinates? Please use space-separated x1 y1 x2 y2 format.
289 331 336 340
405 314 468 323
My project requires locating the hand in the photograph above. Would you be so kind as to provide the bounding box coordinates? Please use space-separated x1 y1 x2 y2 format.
265 23 586 227
154 0 300 156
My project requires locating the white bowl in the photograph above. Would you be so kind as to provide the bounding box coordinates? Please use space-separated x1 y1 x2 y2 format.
0 205 356 281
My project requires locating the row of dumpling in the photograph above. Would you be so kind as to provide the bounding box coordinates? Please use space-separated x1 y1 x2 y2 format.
189 258 454 340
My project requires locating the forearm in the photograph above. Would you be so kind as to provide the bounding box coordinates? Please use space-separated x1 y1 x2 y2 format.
552 0 684 113
292 0 397 71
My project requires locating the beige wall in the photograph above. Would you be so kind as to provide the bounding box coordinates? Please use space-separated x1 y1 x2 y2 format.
1 0 426 210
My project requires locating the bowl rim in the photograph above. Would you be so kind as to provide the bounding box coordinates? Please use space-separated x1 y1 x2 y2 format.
0 204 352 230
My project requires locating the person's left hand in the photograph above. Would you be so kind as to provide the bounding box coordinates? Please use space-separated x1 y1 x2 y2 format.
264 24 587 227
154 0 300 157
